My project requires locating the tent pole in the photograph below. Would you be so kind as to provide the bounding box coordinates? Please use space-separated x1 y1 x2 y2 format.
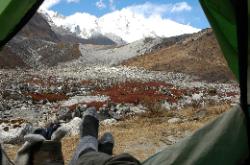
0 0 44 48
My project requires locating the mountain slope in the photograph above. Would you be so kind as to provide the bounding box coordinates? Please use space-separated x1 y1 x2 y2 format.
59 33 193 68
0 12 117 69
123 29 235 82
18 13 59 42
0 47 27 68
0 13 82 69
40 11 117 45
40 9 200 43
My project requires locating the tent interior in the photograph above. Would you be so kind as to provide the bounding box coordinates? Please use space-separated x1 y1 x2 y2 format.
0 0 249 164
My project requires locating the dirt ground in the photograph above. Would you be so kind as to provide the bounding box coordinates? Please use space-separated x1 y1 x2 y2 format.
4 104 230 164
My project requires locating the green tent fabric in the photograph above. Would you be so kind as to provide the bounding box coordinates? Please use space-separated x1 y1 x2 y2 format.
0 0 250 165
199 0 239 80
0 0 44 48
142 0 250 164
142 105 249 165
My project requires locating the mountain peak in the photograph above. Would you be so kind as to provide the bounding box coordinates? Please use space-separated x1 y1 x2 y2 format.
39 9 200 43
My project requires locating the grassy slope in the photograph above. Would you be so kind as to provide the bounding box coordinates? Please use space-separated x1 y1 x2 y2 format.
123 30 235 82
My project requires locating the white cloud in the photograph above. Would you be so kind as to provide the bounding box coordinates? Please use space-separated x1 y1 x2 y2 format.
40 0 61 10
126 2 170 17
126 2 192 17
96 0 106 9
109 0 116 11
170 2 192 13
41 1 199 43
67 0 80 3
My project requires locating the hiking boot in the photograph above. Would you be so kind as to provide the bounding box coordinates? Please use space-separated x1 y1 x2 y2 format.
98 132 114 155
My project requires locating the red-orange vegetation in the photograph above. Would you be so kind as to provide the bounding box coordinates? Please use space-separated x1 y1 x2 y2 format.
225 92 239 97
67 104 79 111
171 88 187 99
80 80 94 86
94 81 184 104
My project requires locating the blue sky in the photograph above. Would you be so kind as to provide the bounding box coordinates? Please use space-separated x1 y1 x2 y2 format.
46 0 210 29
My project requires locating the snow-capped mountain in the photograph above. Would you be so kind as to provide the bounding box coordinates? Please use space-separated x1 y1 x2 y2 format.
39 8 200 43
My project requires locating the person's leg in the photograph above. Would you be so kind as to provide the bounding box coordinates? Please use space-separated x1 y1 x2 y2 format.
69 107 99 165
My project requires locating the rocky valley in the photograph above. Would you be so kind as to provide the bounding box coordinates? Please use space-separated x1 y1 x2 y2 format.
0 10 238 162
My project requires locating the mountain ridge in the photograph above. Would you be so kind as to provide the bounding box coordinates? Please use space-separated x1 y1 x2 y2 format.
39 9 200 43
123 29 235 82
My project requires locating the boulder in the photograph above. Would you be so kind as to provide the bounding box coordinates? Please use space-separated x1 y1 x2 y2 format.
166 135 179 144
101 119 117 125
130 105 146 114
98 107 112 121
0 123 32 144
60 117 82 136
162 102 171 110
109 104 130 120
192 93 203 101
167 118 182 124
56 107 72 122
0 102 4 111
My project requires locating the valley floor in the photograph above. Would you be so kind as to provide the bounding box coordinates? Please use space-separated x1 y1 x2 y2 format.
0 66 238 163
4 104 231 163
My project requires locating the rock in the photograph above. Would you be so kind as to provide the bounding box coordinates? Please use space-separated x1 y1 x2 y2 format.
192 93 203 101
57 107 72 122
181 96 192 105
60 117 82 136
111 104 130 120
3 127 9 132
57 86 63 91
0 123 32 144
20 105 26 111
168 118 182 124
98 108 112 121
109 104 146 119
2 89 24 100
2 113 13 119
162 102 171 110
0 103 4 111
130 105 146 114
72 105 87 118
101 119 117 125
166 135 179 144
